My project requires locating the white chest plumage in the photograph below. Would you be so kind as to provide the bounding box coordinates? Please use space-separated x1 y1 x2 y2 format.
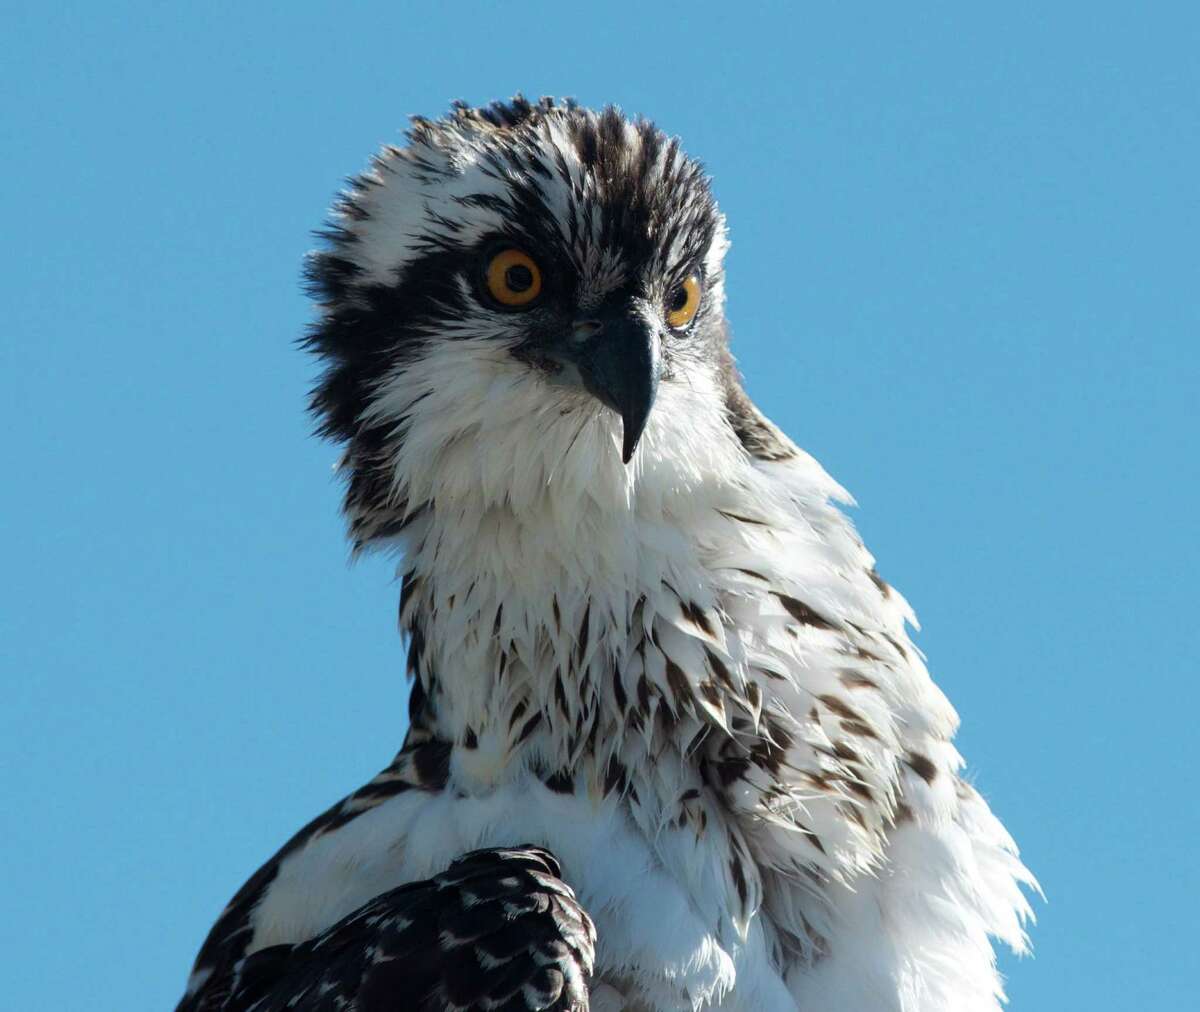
232 365 1034 1011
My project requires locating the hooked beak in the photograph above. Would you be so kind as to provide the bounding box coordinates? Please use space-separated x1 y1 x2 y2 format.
568 312 661 464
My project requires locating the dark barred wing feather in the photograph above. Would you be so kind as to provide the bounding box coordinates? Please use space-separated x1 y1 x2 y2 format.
215 847 595 1012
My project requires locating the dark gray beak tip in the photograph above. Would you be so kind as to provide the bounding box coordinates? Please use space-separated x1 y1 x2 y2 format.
621 427 639 465
618 383 655 464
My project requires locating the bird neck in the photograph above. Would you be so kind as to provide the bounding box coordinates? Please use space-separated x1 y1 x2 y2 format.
391 398 755 782
396 482 686 777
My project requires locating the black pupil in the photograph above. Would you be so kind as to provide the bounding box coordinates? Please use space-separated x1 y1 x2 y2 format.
505 264 533 292
669 285 689 312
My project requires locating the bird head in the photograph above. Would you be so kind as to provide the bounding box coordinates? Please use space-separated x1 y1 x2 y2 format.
305 97 737 550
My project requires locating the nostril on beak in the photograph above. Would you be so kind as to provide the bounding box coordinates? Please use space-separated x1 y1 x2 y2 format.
571 320 603 343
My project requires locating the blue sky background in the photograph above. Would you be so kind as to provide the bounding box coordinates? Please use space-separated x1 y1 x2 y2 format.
3 2 1196 1008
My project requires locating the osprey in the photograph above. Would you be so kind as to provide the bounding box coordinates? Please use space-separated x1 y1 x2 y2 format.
178 97 1037 1011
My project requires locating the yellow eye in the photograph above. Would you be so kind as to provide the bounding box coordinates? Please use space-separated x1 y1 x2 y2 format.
666 275 702 329
485 248 542 307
